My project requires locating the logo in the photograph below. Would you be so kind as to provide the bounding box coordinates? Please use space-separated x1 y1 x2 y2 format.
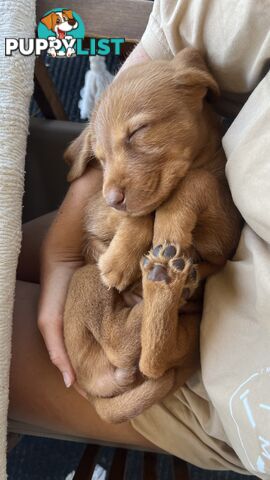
5 8 125 57
229 368 270 475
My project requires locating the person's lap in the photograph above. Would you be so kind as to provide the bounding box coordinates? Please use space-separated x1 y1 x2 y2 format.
9 213 155 450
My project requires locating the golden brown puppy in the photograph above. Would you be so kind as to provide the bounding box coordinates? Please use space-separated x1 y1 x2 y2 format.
63 48 242 423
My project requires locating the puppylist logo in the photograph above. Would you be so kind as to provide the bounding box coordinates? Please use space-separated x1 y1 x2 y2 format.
5 8 125 57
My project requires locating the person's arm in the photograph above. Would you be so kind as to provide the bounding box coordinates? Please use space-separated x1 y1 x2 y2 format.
38 42 150 389
38 168 102 387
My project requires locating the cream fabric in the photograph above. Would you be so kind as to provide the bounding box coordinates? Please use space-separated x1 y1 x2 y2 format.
0 0 35 477
132 1 270 478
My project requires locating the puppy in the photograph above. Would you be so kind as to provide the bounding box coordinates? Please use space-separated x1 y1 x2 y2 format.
41 9 78 57
63 48 242 423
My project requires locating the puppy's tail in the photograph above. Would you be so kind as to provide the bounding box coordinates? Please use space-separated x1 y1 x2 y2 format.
92 369 175 424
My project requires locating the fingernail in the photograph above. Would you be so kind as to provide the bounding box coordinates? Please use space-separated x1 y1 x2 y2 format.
63 372 72 388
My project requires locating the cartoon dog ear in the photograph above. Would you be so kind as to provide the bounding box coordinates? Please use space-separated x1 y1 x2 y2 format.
172 48 219 99
65 127 96 182
40 12 56 31
63 9 73 19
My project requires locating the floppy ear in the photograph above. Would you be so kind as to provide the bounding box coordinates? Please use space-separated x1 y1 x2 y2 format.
63 9 73 19
65 127 95 182
172 48 219 99
40 12 56 31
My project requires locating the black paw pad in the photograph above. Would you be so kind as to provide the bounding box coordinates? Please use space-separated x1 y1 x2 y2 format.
163 245 177 258
172 258 185 271
182 288 191 300
152 245 162 256
142 256 150 267
148 265 169 283
189 267 197 282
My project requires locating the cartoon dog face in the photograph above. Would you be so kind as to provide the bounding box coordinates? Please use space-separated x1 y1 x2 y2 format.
41 10 78 39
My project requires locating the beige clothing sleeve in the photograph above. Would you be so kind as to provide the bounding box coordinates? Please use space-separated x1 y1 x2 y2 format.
201 72 270 480
133 2 270 478
141 0 270 94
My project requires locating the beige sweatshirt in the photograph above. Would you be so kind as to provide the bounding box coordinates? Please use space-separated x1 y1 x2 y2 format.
132 2 270 478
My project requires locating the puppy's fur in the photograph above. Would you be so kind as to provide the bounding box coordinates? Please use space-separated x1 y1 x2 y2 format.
63 49 242 423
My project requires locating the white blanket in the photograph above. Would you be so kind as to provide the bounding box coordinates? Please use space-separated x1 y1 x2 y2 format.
0 0 35 477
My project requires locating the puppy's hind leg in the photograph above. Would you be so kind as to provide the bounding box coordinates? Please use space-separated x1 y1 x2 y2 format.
93 369 176 424
139 243 200 379
75 265 145 383
64 264 142 397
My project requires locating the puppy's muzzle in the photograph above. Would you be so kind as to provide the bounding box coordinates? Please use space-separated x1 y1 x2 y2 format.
105 188 126 211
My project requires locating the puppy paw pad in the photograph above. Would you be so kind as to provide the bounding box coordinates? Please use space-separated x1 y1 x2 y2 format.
188 266 198 282
142 256 150 267
141 243 199 299
147 264 169 283
163 244 177 258
182 287 191 300
171 258 185 271
152 244 162 256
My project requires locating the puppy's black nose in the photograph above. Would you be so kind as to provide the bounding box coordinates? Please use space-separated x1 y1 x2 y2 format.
68 18 76 26
105 188 126 210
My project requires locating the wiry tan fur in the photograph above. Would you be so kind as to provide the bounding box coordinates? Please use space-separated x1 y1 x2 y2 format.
63 48 242 423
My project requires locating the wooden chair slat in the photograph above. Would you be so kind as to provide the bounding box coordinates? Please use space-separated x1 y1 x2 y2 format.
36 0 153 42
73 444 100 480
108 448 127 480
143 452 157 480
34 57 68 120
173 457 190 480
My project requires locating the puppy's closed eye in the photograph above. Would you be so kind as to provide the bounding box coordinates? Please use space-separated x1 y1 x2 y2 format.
127 124 149 142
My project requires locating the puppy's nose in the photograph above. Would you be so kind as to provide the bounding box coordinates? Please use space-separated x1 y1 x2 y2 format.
105 188 126 210
68 18 76 26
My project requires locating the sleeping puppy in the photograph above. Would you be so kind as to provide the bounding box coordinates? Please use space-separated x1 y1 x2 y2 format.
63 48 242 423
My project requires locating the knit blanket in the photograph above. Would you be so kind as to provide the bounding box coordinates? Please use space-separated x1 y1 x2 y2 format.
0 1 35 477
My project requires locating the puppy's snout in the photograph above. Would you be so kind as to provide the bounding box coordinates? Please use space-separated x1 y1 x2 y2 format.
68 18 76 26
105 188 126 210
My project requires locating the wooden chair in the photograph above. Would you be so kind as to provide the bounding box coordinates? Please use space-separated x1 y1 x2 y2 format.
11 2 192 478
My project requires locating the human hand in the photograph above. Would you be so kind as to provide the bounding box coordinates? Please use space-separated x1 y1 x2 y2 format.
38 168 102 389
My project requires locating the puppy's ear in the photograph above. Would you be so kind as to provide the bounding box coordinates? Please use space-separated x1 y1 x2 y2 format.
63 9 73 19
40 12 56 31
64 127 94 182
172 48 219 98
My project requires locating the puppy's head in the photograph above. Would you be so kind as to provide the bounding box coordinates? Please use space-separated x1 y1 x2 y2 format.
66 48 219 216
41 10 78 37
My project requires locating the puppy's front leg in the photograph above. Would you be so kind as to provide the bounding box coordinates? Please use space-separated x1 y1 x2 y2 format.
153 182 198 251
98 214 153 291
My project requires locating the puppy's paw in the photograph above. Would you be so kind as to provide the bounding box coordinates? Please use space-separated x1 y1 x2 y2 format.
141 243 199 302
139 360 167 380
98 249 138 291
